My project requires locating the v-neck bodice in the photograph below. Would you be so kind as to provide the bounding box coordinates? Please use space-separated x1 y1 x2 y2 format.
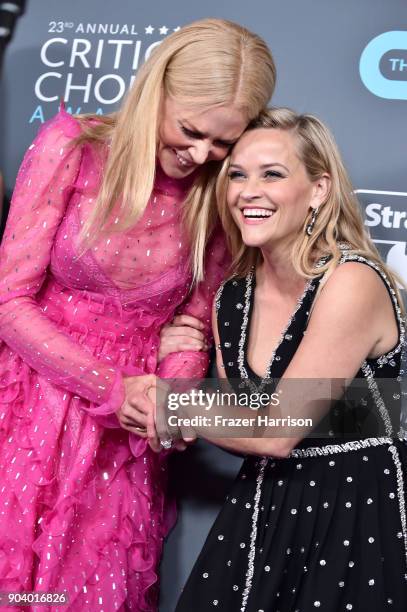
240 270 317 382
215 268 322 383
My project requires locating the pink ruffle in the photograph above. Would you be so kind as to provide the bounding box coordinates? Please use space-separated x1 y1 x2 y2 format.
0 341 175 611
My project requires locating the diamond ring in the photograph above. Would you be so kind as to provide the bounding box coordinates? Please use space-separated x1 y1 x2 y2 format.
160 438 173 449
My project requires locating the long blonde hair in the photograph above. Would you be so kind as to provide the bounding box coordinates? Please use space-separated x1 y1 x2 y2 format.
76 18 276 281
216 107 405 311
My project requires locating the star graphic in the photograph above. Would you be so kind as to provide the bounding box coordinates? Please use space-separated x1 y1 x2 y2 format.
173 26 181 32
145 25 154 34
159 26 169 35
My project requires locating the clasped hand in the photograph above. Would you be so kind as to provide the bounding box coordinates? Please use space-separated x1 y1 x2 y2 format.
116 314 204 451
116 374 190 452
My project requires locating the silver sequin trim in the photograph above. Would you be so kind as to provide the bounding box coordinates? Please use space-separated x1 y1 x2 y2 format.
215 281 227 314
240 457 268 612
361 361 393 436
237 271 255 381
289 436 393 458
388 444 407 567
237 268 313 391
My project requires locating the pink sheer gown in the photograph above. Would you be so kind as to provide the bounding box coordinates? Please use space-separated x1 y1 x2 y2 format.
0 110 227 611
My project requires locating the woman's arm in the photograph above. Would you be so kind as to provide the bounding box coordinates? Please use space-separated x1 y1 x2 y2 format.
156 225 230 379
158 314 208 362
181 262 398 456
0 112 142 418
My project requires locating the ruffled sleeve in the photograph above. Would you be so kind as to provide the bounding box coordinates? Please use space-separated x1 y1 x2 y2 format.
157 224 229 379
0 111 125 413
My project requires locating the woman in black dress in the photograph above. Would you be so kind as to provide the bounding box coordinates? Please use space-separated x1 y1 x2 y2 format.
161 108 407 611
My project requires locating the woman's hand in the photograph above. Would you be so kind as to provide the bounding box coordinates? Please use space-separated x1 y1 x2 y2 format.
152 377 192 452
116 374 190 453
158 315 208 362
116 374 161 452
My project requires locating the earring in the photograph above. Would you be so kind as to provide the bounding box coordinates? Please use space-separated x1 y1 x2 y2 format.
306 207 319 236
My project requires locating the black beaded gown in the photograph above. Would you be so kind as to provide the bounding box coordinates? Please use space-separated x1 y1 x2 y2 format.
176 252 407 612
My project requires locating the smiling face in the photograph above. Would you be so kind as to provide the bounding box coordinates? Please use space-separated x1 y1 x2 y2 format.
157 97 248 179
227 128 328 253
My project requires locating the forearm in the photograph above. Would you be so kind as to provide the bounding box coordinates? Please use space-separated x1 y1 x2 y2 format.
164 378 340 455
198 433 298 458
158 226 229 380
157 350 209 379
0 295 123 407
174 406 302 457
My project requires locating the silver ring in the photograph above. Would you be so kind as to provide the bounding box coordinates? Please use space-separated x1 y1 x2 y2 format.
160 438 173 449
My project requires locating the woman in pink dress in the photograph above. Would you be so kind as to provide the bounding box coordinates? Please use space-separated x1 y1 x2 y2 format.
0 18 275 612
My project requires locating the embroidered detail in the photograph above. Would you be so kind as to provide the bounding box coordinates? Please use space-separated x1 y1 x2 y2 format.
388 444 407 567
361 361 393 437
215 281 226 313
289 436 394 458
240 457 268 612
237 270 255 382
315 254 331 268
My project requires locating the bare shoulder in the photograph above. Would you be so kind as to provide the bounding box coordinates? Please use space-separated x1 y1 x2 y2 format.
307 258 398 359
284 259 398 378
316 260 391 313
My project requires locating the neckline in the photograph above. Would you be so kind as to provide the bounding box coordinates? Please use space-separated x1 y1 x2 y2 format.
238 268 315 384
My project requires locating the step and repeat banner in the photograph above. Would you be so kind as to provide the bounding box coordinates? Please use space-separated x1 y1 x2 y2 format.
0 1 406 610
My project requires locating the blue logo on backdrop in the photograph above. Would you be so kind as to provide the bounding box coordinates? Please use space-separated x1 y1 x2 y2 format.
360 31 407 99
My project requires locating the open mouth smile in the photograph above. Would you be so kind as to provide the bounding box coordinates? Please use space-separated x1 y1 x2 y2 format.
241 207 276 223
173 149 195 168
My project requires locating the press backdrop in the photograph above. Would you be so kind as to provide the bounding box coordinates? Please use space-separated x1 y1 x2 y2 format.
0 1 406 610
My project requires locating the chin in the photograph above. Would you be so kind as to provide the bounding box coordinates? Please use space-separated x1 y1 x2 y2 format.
167 165 196 179
243 240 269 249
240 231 270 249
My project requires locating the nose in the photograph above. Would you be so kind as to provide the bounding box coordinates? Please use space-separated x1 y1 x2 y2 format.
189 141 211 165
240 176 262 201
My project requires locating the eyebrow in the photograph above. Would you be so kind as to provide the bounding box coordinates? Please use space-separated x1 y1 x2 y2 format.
182 120 238 146
229 162 290 172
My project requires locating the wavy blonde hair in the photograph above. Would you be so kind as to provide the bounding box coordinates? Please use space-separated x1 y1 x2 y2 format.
216 107 405 311
75 18 276 281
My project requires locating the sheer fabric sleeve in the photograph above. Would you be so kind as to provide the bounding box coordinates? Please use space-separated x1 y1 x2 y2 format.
0 112 124 413
157 225 229 379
